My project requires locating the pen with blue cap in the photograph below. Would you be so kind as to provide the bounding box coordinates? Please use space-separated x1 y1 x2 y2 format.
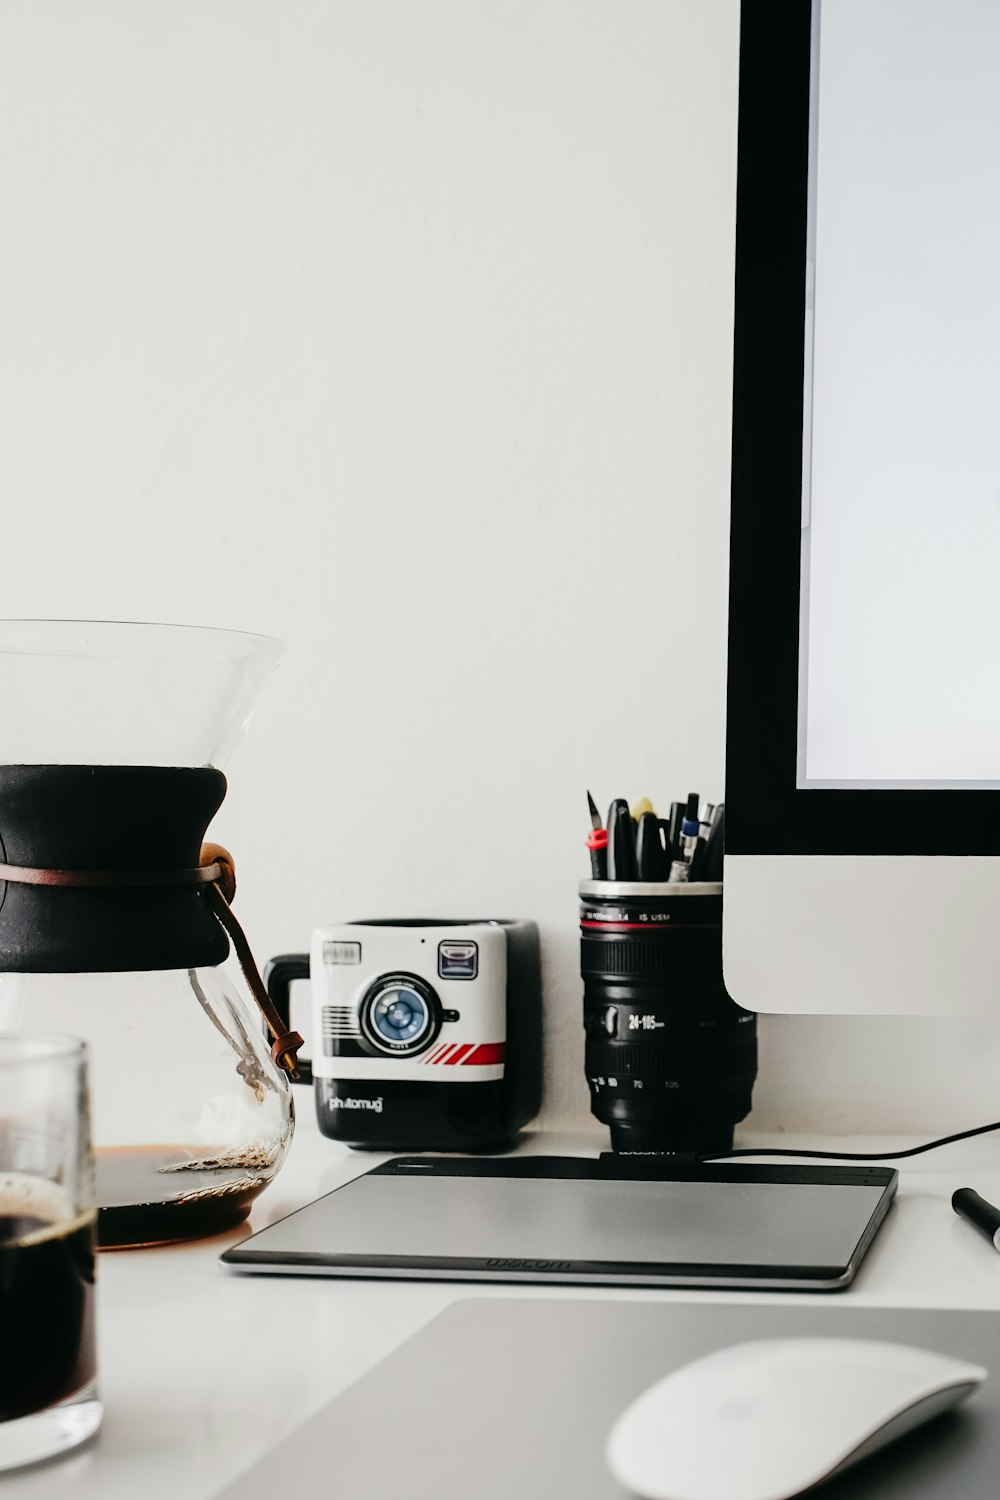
668 792 702 882
681 792 701 861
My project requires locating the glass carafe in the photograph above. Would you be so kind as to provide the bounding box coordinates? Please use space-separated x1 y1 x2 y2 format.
0 621 296 1248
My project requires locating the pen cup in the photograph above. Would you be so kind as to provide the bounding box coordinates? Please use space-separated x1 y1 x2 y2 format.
579 881 757 1154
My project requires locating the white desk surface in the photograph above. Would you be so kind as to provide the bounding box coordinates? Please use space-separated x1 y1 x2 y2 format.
11 1106 1000 1499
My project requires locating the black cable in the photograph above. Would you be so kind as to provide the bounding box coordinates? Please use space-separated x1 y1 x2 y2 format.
699 1118 1000 1164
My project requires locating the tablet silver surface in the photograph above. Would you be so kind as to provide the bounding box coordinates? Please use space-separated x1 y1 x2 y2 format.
221 1158 896 1291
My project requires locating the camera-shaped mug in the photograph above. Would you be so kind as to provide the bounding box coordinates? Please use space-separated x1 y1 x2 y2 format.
265 919 543 1151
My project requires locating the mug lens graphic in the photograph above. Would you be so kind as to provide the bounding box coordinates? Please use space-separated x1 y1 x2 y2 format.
360 973 440 1056
375 988 427 1043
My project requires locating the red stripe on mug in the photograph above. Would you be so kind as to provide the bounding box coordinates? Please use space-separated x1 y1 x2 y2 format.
459 1043 506 1066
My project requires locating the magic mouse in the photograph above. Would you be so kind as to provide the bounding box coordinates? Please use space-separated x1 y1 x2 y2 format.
605 1338 985 1500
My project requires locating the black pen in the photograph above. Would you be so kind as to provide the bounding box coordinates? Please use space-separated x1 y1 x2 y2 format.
586 829 609 880
607 799 638 882
636 811 668 881
953 1188 1000 1252
667 802 682 861
701 803 725 882
688 836 708 881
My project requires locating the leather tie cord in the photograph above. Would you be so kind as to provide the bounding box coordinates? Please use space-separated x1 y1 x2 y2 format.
0 862 224 888
0 845 304 1079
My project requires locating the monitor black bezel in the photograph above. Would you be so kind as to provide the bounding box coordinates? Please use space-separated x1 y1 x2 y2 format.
725 1 1000 856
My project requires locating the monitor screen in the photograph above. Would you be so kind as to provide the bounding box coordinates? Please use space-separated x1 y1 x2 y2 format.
726 0 1000 857
798 0 1000 791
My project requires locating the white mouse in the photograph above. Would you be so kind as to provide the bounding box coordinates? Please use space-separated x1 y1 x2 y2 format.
605 1337 985 1500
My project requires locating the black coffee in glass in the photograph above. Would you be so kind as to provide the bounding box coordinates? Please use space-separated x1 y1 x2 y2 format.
0 1200 96 1422
0 1036 102 1470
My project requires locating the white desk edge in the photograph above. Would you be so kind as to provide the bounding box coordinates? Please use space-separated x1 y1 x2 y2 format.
10 1106 1000 1500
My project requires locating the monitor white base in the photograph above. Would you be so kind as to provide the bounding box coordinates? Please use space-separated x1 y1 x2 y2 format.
723 855 1000 1015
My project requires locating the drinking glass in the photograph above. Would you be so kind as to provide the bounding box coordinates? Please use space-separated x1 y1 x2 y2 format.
0 1035 101 1469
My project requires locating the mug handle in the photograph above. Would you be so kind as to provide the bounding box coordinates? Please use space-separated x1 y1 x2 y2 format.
264 954 313 1085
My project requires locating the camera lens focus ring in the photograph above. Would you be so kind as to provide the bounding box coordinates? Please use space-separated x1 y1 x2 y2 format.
581 932 722 984
359 972 442 1057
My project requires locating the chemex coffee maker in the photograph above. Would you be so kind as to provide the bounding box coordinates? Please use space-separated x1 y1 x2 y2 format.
0 620 303 1249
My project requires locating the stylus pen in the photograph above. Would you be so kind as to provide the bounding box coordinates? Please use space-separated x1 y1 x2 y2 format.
952 1187 1000 1251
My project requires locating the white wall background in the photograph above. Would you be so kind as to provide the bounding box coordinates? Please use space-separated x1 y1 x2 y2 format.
3 0 999 1138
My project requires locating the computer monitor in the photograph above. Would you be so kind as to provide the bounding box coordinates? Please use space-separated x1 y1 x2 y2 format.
723 0 1000 1015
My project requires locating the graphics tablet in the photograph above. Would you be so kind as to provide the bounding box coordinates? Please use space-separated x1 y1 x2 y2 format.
221 1156 897 1291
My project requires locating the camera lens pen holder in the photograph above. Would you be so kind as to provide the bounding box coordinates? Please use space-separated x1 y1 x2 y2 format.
580 879 757 1156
